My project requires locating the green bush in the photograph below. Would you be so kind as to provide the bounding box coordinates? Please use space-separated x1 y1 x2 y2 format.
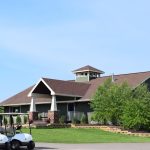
91 113 106 125
72 117 80 124
90 78 132 126
16 115 21 125
23 115 28 124
121 85 150 131
3 117 8 125
9 116 14 126
59 115 66 124
80 114 88 124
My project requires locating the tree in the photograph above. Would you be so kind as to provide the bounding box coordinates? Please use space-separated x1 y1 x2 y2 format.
109 82 132 125
91 77 150 131
90 78 112 124
90 78 132 125
122 84 150 131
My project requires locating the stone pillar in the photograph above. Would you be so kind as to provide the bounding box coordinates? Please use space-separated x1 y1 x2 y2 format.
48 95 59 123
29 96 38 122
29 111 38 122
48 111 59 124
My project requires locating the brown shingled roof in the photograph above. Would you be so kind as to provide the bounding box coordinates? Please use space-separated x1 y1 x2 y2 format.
81 71 150 100
1 78 90 106
1 71 150 106
0 86 52 106
42 78 90 96
73 65 104 74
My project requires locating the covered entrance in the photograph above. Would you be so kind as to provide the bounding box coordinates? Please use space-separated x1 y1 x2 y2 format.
28 78 58 123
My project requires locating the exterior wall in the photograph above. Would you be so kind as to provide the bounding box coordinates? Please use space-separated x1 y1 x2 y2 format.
16 104 50 113
75 102 92 115
3 102 92 119
57 102 92 117
4 106 9 113
21 105 30 113
76 76 89 82
4 105 30 113
56 96 77 101
36 104 51 113
145 78 150 91
57 103 67 116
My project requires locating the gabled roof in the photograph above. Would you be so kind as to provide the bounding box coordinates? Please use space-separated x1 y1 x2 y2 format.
0 86 52 106
73 65 104 74
1 78 90 106
81 71 150 100
41 78 90 97
1 71 150 106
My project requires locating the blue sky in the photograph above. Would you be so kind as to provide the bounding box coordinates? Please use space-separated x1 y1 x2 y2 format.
0 0 150 101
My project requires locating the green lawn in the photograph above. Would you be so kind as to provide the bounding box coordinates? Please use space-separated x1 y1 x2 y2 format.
22 128 150 143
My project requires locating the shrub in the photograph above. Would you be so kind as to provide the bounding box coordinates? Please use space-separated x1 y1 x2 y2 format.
59 115 66 124
3 117 8 125
16 115 21 125
80 114 88 124
72 117 80 124
23 115 28 124
121 84 150 131
90 78 132 126
9 116 14 126
111 115 118 126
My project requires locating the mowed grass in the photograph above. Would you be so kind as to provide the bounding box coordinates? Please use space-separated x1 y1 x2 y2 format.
22 128 150 143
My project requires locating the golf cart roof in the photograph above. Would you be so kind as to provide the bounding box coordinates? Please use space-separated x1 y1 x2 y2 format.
0 113 29 116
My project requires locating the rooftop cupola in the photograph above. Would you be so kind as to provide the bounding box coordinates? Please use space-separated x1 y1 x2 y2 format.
73 65 104 82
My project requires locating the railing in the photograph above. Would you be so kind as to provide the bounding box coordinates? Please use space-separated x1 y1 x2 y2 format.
38 112 48 121
39 112 48 118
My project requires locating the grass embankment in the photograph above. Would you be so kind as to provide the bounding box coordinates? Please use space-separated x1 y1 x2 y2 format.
23 128 150 143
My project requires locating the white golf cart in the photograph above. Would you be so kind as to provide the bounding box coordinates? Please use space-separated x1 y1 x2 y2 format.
0 130 10 150
0 113 35 150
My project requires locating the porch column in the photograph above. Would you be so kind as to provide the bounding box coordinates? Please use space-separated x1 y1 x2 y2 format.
30 97 36 112
48 95 59 124
51 95 57 111
29 96 38 122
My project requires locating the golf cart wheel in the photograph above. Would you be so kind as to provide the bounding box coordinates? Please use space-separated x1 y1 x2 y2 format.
27 141 35 150
5 142 11 150
11 140 20 150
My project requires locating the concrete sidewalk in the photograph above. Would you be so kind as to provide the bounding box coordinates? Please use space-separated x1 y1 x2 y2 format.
33 143 150 150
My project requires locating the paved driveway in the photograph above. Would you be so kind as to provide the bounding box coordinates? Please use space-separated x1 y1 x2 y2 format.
31 143 150 150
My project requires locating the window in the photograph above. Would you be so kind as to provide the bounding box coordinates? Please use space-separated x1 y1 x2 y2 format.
12 107 20 113
68 103 74 111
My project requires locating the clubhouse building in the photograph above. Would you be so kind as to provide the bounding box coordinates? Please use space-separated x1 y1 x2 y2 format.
1 65 150 123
